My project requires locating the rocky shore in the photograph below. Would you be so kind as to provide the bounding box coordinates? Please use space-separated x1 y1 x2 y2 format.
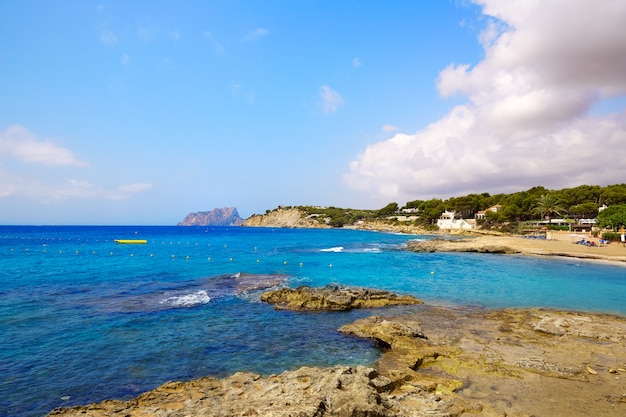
49 285 626 417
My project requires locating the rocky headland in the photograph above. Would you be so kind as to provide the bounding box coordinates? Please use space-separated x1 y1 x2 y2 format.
178 207 244 226
49 297 626 417
243 207 329 228
260 285 423 311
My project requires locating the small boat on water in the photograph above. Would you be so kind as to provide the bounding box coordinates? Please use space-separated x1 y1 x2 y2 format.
114 239 147 244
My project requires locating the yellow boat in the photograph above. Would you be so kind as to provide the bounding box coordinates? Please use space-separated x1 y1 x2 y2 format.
114 239 147 244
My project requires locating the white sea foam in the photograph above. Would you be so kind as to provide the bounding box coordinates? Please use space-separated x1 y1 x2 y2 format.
320 246 344 252
161 290 211 308
361 247 382 253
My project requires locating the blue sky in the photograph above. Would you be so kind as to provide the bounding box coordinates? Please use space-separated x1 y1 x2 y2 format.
1 1 625 225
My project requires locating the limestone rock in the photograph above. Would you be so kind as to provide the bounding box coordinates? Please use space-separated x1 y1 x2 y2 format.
47 306 626 417
48 365 395 417
260 285 423 311
243 207 328 228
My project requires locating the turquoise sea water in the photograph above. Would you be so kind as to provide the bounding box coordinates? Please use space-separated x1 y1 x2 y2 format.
1 226 625 417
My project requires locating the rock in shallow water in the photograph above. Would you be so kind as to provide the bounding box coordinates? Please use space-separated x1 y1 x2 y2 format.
260 285 423 311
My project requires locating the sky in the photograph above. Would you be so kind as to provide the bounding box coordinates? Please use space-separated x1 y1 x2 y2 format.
1 0 625 225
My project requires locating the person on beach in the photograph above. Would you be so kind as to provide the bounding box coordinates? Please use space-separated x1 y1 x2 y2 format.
621 233 625 247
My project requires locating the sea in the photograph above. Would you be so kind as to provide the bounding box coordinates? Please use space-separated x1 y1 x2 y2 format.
1 225 625 417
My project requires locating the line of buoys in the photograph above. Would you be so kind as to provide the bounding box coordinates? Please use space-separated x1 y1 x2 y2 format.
4 247 327 268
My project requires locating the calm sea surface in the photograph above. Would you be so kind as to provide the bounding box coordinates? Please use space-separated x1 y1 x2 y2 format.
1 226 625 417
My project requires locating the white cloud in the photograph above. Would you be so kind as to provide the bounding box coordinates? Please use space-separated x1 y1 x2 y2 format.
117 182 153 194
243 28 269 42
346 0 626 202
100 31 117 45
382 125 399 132
204 31 224 53
0 126 152 202
0 174 153 201
320 86 344 114
0 125 87 167
352 57 362 68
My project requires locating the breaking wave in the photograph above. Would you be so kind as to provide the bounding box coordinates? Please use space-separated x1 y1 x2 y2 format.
320 246 344 252
160 290 211 308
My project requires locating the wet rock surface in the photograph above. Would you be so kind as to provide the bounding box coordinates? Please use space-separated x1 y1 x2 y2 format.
341 306 626 416
260 285 424 311
48 305 626 417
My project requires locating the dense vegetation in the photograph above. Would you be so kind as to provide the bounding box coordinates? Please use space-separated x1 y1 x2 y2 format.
291 184 626 230
402 184 626 226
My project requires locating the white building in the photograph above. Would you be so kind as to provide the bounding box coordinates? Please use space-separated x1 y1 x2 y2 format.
475 205 502 220
437 210 474 230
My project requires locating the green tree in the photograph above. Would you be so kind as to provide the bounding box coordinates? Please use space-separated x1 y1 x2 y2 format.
501 204 521 222
597 204 626 230
569 202 599 219
376 202 399 217
532 193 565 225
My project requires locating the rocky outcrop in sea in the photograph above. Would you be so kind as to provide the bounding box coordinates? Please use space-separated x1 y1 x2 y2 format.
260 285 423 311
178 207 244 226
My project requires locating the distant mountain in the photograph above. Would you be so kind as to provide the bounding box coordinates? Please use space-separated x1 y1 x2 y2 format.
178 207 244 226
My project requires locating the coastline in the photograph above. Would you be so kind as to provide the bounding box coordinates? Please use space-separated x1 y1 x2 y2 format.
41 225 626 417
404 230 626 265
345 218 626 265
242 207 626 265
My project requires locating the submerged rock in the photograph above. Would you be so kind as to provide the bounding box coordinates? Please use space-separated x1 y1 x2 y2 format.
260 285 423 311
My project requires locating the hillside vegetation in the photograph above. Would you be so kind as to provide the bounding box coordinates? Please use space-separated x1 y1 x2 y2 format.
256 184 626 232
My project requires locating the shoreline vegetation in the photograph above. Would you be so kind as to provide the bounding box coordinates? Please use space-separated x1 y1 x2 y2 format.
48 212 626 416
243 207 626 265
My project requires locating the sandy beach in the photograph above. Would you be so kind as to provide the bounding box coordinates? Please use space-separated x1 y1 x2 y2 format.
406 230 626 265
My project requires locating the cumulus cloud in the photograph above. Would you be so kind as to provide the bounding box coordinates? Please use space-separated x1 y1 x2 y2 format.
346 0 626 201
243 28 269 42
320 86 344 114
0 126 152 201
0 125 87 167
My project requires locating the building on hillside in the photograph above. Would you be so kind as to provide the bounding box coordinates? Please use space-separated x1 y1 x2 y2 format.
437 210 474 230
474 204 502 220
